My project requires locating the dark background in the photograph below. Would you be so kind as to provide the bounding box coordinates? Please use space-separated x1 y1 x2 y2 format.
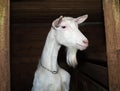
10 0 108 91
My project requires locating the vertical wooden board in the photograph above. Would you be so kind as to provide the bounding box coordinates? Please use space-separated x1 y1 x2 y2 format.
0 0 10 91
103 0 120 91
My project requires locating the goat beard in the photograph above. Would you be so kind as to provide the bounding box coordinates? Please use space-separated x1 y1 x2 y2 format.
66 47 78 68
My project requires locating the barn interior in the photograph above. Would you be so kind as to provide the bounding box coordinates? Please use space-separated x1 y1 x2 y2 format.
10 0 108 91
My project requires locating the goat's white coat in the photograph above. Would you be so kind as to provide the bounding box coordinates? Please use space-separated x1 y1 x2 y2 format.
31 15 88 91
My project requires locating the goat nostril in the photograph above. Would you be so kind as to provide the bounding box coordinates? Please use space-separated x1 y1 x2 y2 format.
83 40 89 45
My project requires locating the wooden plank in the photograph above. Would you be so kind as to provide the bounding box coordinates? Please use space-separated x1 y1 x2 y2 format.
10 1 102 23
78 62 108 87
11 57 40 63
0 0 10 91
78 72 108 91
13 0 101 1
103 0 120 91
11 62 37 91
11 1 101 10
11 41 44 58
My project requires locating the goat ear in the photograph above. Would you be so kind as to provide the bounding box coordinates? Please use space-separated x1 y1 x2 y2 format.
52 16 63 28
75 14 88 24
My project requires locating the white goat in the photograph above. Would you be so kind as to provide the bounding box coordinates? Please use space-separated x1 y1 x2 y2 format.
31 15 89 91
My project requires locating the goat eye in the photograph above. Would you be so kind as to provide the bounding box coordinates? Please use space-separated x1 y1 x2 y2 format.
61 26 66 29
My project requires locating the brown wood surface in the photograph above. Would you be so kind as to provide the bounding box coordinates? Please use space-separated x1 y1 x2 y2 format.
10 0 103 23
103 0 120 91
0 0 10 91
78 72 108 91
78 62 108 87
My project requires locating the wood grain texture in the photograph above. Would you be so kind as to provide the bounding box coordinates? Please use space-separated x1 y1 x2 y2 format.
77 72 108 91
10 0 103 23
78 62 108 88
0 0 10 91
103 0 120 91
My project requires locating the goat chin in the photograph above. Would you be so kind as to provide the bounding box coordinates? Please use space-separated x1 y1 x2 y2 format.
66 47 78 68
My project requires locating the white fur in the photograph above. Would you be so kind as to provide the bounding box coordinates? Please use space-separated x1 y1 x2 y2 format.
31 15 88 91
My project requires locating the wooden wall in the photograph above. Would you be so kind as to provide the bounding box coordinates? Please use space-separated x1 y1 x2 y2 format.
11 0 103 24
103 0 120 91
0 0 10 91
10 0 109 91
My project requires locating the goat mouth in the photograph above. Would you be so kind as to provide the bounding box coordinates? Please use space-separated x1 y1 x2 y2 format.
76 43 88 50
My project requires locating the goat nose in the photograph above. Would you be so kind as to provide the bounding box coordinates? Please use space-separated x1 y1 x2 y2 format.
83 40 89 45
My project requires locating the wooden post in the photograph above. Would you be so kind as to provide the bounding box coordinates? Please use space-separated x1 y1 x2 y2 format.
0 0 10 91
103 0 120 91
